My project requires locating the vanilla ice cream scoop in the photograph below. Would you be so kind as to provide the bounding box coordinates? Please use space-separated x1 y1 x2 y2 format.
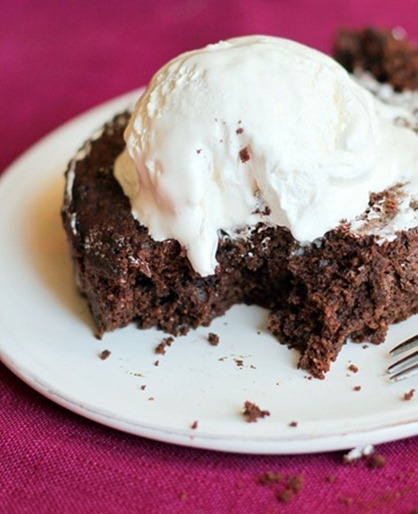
115 35 418 276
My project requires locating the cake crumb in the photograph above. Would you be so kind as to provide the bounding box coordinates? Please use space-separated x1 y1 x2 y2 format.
99 349 111 360
208 332 219 346
339 496 354 506
191 420 198 430
353 385 362 391
179 326 188 336
234 358 244 367
236 127 244 134
404 389 415 401
155 336 174 355
239 146 250 163
367 453 386 469
287 475 303 493
148 397 155 401
288 421 298 427
277 489 293 503
178 491 188 501
348 364 359 373
276 475 303 503
140 385 147 391
242 401 270 423
257 472 303 504
258 471 283 485
325 474 337 483
154 360 160 367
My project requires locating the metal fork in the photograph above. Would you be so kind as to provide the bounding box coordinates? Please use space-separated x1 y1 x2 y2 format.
388 335 418 381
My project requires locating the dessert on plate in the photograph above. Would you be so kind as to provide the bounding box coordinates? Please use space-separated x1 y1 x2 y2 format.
62 28 418 378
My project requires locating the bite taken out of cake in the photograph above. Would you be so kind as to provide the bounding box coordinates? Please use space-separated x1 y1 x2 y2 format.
62 28 418 378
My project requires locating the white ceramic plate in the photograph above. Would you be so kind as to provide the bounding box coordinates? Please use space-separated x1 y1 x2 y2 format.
0 91 417 455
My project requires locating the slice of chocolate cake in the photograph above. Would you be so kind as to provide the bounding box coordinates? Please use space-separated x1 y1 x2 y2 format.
334 27 418 91
62 30 418 378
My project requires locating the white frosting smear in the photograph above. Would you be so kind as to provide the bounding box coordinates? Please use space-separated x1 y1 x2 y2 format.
115 35 418 276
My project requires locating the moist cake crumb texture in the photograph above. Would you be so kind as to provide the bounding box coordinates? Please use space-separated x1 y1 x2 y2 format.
62 28 418 378
242 401 271 422
207 332 219 346
155 336 174 355
348 364 359 373
99 349 111 360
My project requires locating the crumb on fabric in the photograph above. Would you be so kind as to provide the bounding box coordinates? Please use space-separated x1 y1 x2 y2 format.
348 364 359 373
99 349 111 360
148 397 155 401
277 489 293 503
288 421 298 427
367 453 386 469
325 474 337 484
191 420 198 430
242 401 270 423
178 491 188 501
155 336 174 355
353 385 362 391
339 496 354 506
257 472 303 504
234 358 244 367
258 472 283 485
276 475 304 503
140 385 146 391
404 389 416 401
208 332 219 346
154 360 159 367
287 475 303 493
342 445 386 470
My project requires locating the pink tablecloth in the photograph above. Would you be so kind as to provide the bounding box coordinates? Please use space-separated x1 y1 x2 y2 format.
1 1 418 512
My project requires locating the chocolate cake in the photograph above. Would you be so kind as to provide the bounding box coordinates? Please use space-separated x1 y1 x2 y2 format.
62 28 418 378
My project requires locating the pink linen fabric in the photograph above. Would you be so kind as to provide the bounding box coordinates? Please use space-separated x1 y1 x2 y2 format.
1 1 418 512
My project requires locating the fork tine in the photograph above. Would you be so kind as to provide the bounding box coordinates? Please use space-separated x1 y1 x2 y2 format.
388 348 418 375
389 334 418 357
389 361 418 382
